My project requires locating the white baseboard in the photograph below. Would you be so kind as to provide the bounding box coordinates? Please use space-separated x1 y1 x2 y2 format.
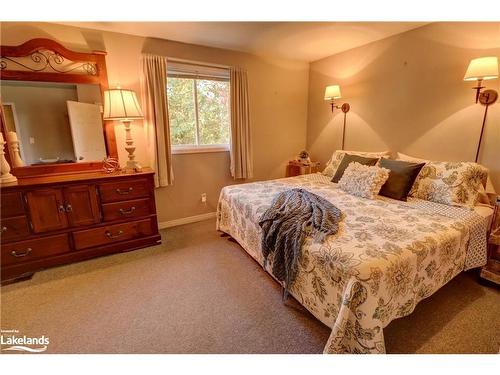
158 212 217 229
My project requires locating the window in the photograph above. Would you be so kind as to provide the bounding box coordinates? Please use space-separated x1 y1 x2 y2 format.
167 61 230 153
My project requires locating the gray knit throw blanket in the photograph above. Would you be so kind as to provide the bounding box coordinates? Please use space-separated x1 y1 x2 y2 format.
258 188 342 296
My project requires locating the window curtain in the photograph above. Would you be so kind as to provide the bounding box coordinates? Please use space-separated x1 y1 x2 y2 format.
140 54 173 187
230 67 253 179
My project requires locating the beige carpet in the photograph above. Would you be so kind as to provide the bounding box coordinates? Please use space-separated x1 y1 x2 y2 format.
1 219 499 354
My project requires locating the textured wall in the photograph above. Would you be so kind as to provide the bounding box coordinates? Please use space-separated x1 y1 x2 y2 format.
307 22 500 191
1 22 310 223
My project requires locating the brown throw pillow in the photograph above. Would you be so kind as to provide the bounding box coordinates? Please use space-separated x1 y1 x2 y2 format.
379 158 425 201
331 154 379 183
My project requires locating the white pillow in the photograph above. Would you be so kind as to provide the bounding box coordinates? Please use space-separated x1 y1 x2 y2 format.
396 152 429 164
322 150 391 177
338 162 390 199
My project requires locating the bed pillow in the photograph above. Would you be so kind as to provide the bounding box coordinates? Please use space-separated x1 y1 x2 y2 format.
331 154 379 183
322 150 391 177
410 161 489 208
477 177 497 206
396 152 429 164
396 152 494 205
378 159 425 201
338 162 390 199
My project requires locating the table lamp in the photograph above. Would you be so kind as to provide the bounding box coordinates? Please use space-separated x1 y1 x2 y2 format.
103 87 144 172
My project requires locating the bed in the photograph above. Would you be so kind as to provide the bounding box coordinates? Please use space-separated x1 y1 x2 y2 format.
216 173 492 353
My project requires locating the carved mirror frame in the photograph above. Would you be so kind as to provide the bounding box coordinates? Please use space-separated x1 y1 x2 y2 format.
0 38 117 178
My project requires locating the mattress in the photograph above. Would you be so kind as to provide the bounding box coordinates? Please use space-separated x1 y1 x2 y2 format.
216 173 490 354
474 205 494 226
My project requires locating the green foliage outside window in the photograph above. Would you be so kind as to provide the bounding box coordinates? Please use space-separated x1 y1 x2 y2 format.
167 77 230 146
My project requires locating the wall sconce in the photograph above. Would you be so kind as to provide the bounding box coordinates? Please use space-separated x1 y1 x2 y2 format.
324 85 350 113
464 56 498 105
463 56 498 162
324 85 350 150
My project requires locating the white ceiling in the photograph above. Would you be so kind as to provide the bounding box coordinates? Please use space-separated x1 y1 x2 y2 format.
63 22 428 62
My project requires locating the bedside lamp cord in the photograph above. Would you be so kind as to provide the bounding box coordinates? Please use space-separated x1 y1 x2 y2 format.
475 104 490 163
341 111 347 150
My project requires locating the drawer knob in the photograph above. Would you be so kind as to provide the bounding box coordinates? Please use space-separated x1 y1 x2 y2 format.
58 204 66 213
105 230 124 239
2 226 7 232
116 187 133 195
65 204 73 213
119 207 136 215
11 247 32 257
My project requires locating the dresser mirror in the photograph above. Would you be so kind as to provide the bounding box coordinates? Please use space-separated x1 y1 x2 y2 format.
2 81 106 165
0 38 117 178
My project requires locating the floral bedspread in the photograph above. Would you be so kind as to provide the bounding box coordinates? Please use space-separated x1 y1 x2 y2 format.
216 174 489 354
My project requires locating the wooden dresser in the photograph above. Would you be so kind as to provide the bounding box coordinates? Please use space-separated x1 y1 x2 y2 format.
1 169 161 283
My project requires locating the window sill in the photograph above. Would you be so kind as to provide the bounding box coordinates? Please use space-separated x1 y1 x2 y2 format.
172 145 230 155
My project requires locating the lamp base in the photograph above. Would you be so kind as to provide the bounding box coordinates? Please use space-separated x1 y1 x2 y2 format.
330 101 351 113
122 120 142 174
341 103 350 113
124 164 142 174
479 89 498 106
124 159 142 173
1 173 18 184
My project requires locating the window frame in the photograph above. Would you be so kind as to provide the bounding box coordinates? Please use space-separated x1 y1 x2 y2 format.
167 73 231 154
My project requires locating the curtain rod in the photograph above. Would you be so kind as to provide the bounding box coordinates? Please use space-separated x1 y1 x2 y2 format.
166 57 232 70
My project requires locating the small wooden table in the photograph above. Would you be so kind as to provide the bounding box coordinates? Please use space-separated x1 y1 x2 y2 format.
286 160 320 177
480 201 500 285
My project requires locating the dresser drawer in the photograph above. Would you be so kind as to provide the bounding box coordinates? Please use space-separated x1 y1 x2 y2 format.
98 179 150 203
1 191 25 217
1 216 31 243
1 234 70 266
73 219 154 250
102 198 151 222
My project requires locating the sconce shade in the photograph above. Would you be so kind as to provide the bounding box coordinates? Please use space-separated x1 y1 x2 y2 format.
103 88 144 121
464 57 499 81
324 85 342 100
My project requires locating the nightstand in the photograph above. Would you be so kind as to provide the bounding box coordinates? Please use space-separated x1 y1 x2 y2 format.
480 198 500 285
286 160 320 177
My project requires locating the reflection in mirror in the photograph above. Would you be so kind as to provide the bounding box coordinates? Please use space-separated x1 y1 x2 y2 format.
1 80 107 166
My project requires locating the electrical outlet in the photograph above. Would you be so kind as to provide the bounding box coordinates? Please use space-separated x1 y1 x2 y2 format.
201 193 207 203
29 137 35 144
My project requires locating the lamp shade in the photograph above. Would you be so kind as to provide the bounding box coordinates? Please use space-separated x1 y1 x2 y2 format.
464 57 499 81
324 85 342 100
102 88 144 121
